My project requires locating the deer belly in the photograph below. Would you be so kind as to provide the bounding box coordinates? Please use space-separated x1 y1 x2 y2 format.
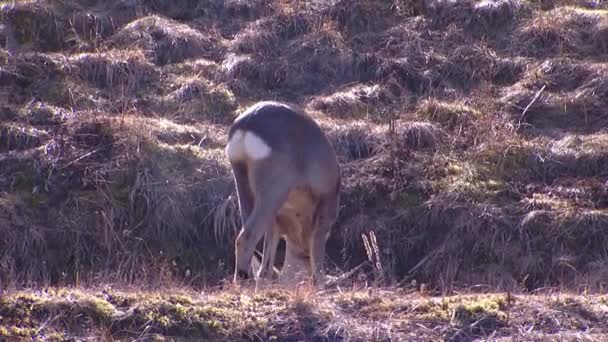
277 189 316 242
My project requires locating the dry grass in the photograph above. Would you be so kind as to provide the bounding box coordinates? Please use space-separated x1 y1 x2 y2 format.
0 1 64 52
415 98 483 130
1 287 607 341
0 113 235 287
111 15 226 65
2 0 608 307
155 76 237 123
67 49 156 97
515 6 608 57
308 84 398 121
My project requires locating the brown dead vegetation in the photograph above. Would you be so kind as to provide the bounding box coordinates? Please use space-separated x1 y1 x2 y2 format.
515 6 608 58
1 0 608 300
1 1 64 52
2 288 607 341
111 15 225 65
67 49 156 97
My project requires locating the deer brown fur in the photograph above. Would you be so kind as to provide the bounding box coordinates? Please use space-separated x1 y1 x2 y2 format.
225 101 341 287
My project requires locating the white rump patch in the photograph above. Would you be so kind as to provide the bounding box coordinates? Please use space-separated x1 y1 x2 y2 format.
244 131 272 160
225 129 245 161
225 129 271 161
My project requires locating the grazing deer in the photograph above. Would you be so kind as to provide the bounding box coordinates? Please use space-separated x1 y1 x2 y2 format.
225 101 341 287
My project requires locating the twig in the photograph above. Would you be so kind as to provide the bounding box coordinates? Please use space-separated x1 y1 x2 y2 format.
517 85 546 130
58 149 99 170
324 261 369 288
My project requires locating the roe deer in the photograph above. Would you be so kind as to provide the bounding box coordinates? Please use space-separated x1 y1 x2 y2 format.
225 101 341 287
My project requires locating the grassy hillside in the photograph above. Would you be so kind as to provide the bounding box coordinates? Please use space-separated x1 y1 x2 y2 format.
1 0 608 295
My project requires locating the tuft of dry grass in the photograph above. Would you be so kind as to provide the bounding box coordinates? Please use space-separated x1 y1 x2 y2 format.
156 77 237 123
232 6 314 54
398 121 447 150
0 122 47 153
67 49 156 97
111 15 225 65
515 7 608 57
468 0 530 35
424 0 475 28
325 121 384 162
415 98 483 130
499 83 608 134
308 84 398 121
0 1 64 52
68 9 119 52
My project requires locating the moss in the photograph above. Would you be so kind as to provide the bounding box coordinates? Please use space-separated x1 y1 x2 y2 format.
436 161 507 203
0 293 41 319
27 292 117 328
113 295 232 337
166 294 194 306
448 295 508 327
393 188 425 207
7 325 37 338
46 332 68 341
415 99 483 130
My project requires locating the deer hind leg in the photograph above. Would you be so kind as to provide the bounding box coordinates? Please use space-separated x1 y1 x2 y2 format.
234 161 292 283
255 220 280 289
230 161 256 278
231 161 255 231
309 188 340 287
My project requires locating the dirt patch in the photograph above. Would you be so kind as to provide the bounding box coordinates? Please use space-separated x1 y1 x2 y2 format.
111 15 225 65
